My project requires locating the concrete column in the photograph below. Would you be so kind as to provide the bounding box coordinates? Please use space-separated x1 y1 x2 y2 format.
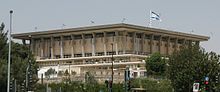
22 39 26 45
195 41 200 47
159 36 162 54
92 33 96 56
60 36 64 58
71 35 75 58
183 39 186 47
50 37 54 59
166 37 170 55
115 31 119 55
188 40 192 49
103 32 107 56
141 33 145 55
133 32 136 54
30 38 34 52
41 38 44 57
81 34 85 57
150 34 154 54
174 38 178 51
123 31 127 54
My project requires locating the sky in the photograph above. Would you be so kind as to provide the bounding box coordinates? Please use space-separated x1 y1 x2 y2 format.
0 0 219 54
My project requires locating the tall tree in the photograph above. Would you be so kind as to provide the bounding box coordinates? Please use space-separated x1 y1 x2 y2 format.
0 22 38 91
0 22 8 92
0 23 8 59
168 45 220 92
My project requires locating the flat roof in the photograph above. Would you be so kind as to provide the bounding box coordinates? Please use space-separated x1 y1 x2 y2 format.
12 23 209 41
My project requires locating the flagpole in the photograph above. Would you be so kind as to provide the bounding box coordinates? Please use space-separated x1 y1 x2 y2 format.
149 10 152 27
7 10 13 92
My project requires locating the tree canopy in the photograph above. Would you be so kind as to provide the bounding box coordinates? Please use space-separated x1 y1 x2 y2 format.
0 22 38 91
145 52 166 76
168 45 220 92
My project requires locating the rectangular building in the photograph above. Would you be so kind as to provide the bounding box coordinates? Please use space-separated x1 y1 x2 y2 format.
12 23 209 82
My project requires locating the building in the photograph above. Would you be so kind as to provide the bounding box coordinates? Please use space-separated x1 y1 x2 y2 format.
12 23 209 82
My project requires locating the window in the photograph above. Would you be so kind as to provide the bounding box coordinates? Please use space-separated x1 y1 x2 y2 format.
85 34 93 39
136 33 142 38
74 54 82 57
64 54 71 58
64 36 71 40
96 33 104 37
54 37 60 41
95 52 104 56
74 35 82 39
85 53 92 57
145 34 151 39
106 32 115 37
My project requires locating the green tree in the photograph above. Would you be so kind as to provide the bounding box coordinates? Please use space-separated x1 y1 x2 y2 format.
45 68 57 79
145 52 166 76
0 22 8 91
0 22 38 91
0 23 8 59
131 78 173 92
168 45 220 92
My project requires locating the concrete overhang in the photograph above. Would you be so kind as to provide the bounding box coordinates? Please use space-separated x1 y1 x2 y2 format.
12 23 209 41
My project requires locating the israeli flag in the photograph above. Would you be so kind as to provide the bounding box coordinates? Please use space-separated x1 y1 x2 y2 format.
150 11 161 21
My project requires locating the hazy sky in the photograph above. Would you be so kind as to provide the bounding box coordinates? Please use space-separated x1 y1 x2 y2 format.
0 0 219 54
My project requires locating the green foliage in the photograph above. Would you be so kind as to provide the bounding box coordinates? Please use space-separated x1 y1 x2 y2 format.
64 69 69 76
35 81 124 92
130 78 173 92
45 68 57 79
145 52 166 76
0 22 38 91
0 23 8 59
168 45 220 92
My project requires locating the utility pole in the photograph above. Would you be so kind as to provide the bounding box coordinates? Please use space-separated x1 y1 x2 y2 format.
7 10 13 92
125 67 130 92
111 43 114 92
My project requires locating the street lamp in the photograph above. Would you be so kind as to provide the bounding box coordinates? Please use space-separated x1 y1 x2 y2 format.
111 43 114 92
7 10 13 92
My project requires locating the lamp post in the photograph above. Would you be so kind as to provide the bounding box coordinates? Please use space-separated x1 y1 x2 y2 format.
7 10 13 92
111 43 114 92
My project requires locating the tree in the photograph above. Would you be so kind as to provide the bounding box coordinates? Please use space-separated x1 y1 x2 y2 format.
145 52 166 76
0 23 7 91
64 69 69 76
168 45 220 92
0 22 38 91
130 78 173 92
0 23 8 59
45 68 57 79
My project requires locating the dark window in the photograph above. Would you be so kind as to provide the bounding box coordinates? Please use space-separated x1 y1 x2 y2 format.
74 35 82 39
145 34 151 39
154 36 160 40
54 37 60 41
74 54 82 57
128 32 133 37
106 32 115 37
85 53 92 57
63 36 71 40
85 34 93 39
96 33 104 37
162 37 167 41
136 33 142 38
64 54 71 58
95 52 104 56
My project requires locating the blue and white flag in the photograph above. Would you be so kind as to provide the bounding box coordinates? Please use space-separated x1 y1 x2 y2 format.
150 11 161 21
